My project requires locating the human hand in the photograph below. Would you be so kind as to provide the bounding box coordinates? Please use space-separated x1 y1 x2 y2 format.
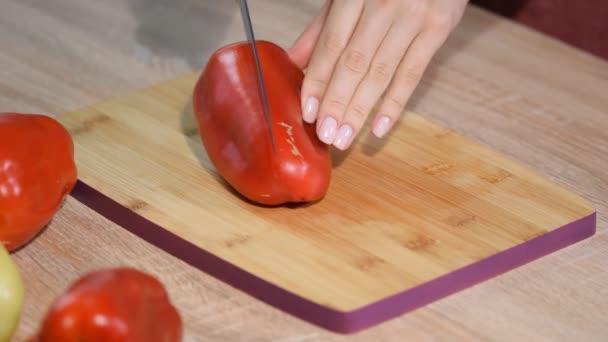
288 0 469 150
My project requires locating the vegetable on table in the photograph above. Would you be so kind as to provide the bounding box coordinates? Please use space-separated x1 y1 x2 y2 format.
0 244 24 342
193 40 332 206
0 113 77 251
30 267 182 342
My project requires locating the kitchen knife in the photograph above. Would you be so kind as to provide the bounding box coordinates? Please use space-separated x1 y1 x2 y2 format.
238 0 277 153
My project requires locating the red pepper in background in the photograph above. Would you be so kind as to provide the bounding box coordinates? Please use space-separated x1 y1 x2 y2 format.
0 113 77 251
30 267 182 342
193 40 332 206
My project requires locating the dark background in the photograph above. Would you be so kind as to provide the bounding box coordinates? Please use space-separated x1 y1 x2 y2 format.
473 0 607 60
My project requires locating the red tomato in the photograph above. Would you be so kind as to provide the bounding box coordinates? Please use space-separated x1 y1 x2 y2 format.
193 40 332 205
0 113 77 251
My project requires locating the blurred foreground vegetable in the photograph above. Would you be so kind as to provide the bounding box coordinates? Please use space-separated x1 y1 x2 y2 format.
0 244 24 342
30 267 182 342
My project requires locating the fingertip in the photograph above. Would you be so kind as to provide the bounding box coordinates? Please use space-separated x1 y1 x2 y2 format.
333 124 354 150
317 116 338 145
372 115 392 138
302 96 319 123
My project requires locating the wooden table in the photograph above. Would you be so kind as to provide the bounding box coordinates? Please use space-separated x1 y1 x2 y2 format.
2 1 607 341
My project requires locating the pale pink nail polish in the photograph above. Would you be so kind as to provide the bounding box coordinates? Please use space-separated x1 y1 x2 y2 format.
303 97 319 123
373 116 391 138
333 125 353 150
319 117 337 144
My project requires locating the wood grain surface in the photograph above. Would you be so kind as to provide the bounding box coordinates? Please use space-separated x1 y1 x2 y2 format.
56 64 596 332
1 0 607 341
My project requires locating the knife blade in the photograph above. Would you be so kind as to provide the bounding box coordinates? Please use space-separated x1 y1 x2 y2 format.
238 0 277 153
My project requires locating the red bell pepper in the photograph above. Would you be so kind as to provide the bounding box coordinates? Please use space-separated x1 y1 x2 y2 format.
0 113 77 251
193 40 332 205
30 267 182 342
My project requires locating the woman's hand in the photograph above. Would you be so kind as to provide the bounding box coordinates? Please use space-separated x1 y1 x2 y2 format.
288 0 469 150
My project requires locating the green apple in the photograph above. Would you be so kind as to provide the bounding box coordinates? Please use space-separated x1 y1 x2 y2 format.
0 245 24 342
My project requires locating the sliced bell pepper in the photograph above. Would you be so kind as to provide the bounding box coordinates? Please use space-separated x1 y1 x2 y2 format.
193 40 332 205
0 244 24 342
30 267 182 342
0 113 77 251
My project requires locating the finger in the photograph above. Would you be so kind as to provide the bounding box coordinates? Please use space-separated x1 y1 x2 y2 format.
299 0 364 126
372 28 450 138
287 0 332 69
333 13 421 150
316 0 395 147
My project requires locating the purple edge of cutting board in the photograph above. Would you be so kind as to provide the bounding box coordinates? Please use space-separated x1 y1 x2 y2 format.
71 180 596 334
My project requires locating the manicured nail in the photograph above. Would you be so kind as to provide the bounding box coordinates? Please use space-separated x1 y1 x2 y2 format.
303 96 319 123
373 116 391 138
319 117 337 144
333 125 353 150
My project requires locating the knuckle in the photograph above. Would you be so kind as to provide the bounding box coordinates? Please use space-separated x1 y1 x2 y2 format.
322 33 346 57
306 77 329 91
369 0 397 18
340 49 369 75
382 0 401 10
403 1 429 17
374 0 391 7
383 85 410 112
399 63 425 84
388 95 407 111
428 10 455 32
368 61 395 84
325 96 348 113
348 104 369 121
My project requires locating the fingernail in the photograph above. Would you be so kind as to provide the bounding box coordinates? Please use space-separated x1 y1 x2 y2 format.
303 97 319 123
318 117 337 144
373 116 391 138
333 125 353 150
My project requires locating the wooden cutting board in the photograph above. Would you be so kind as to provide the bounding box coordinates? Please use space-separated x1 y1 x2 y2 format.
57 71 596 334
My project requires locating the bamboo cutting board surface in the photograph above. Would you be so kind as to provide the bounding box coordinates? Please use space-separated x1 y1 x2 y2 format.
57 71 596 334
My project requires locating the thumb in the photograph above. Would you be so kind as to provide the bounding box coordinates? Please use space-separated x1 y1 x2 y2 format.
287 0 332 69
